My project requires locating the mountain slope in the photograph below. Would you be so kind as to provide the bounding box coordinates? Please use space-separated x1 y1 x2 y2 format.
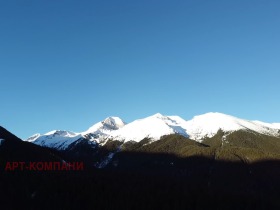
0 126 22 143
0 126 65 169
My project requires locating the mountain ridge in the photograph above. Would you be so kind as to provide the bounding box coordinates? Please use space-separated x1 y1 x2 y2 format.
26 112 280 150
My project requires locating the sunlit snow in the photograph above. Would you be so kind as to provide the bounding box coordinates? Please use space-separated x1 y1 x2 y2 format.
26 112 280 149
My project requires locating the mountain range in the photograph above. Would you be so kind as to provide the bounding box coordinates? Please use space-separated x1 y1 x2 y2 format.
26 112 280 149
22 112 280 169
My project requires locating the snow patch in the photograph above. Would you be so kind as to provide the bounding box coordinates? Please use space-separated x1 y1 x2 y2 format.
95 147 121 168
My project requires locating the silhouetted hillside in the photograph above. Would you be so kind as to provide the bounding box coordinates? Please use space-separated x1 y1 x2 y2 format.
0 126 65 171
0 126 22 142
1 153 280 209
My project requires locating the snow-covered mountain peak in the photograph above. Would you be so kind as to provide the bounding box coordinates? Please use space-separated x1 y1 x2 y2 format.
45 130 77 137
26 130 82 150
111 118 171 142
101 117 126 130
150 113 165 118
192 112 236 121
184 112 280 140
110 113 188 142
83 116 125 135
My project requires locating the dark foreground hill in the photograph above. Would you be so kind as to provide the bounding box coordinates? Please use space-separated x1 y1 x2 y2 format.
1 155 280 210
0 126 64 170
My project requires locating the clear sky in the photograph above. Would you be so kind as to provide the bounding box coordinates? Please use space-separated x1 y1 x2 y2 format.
1 0 280 139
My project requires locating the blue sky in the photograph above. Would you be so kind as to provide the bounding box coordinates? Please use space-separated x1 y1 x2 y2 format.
1 0 280 139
